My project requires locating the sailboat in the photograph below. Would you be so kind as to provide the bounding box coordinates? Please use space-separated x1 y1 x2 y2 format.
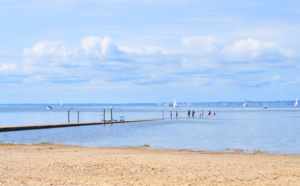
173 100 179 107
295 99 298 107
243 99 248 107
243 103 248 107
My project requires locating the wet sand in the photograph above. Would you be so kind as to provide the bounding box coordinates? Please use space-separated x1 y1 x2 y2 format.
0 144 300 185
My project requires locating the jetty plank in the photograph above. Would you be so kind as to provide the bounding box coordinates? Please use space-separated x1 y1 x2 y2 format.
0 119 162 132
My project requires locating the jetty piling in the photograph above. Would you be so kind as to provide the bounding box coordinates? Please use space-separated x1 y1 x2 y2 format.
103 109 105 125
110 106 114 124
77 110 79 123
68 110 70 123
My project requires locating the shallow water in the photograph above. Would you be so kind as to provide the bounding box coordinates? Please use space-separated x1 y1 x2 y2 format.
0 104 300 154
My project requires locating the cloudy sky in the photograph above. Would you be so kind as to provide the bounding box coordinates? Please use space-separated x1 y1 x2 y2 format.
0 0 299 104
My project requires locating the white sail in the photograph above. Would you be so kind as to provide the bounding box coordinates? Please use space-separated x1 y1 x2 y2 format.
61 100 63 107
295 99 298 107
173 100 178 107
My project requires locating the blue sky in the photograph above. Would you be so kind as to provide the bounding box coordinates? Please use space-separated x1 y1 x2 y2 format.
0 0 299 103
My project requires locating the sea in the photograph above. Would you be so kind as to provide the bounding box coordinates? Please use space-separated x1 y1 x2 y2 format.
0 104 299 155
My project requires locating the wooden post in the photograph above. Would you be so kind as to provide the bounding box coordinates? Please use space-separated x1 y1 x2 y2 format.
77 110 79 123
68 110 70 123
103 109 105 125
110 108 112 124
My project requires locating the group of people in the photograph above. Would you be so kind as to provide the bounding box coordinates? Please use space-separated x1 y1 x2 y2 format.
188 109 215 117
161 111 178 119
161 109 215 119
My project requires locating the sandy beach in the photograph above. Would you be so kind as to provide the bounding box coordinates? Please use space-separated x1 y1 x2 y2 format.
0 144 300 185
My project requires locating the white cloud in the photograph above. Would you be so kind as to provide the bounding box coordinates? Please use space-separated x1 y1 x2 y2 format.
182 36 221 54
191 76 212 86
222 38 293 60
22 42 72 67
0 63 17 72
270 75 298 85
21 36 125 70
119 45 169 55
22 36 123 66
81 36 101 57
2 35 299 102
23 42 70 57
215 78 234 86
273 75 281 81
23 75 47 84
81 36 122 57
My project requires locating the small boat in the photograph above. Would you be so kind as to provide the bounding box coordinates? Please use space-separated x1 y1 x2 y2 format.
243 99 248 107
46 106 52 110
69 106 73 109
243 103 248 107
295 99 298 107
263 106 267 109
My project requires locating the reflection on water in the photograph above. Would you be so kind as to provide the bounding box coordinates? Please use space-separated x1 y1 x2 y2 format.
0 105 300 154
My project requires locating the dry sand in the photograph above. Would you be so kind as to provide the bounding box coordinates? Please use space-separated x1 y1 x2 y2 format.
0 144 300 185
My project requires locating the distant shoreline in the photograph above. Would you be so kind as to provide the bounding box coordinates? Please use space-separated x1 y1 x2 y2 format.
0 100 298 106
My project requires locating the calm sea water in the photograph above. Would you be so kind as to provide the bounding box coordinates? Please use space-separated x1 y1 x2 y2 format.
0 104 299 154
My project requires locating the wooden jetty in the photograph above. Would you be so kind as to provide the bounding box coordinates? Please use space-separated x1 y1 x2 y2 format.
0 119 162 132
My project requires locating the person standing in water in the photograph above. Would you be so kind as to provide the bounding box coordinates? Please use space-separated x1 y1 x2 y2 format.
187 110 191 118
161 111 164 119
170 111 172 119
192 110 195 118
176 111 178 119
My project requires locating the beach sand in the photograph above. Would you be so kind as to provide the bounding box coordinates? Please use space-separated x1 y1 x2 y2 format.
0 144 300 185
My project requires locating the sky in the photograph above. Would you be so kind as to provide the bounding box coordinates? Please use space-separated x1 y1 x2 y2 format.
0 0 300 104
